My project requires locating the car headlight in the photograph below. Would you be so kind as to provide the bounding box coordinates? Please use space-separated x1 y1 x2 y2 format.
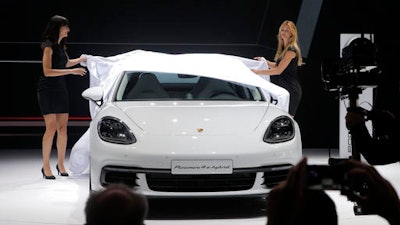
97 116 136 144
263 116 295 143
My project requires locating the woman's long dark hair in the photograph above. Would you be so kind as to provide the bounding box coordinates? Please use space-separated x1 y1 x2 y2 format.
41 15 69 50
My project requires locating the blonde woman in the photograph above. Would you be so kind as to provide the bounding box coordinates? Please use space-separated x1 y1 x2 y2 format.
252 20 303 117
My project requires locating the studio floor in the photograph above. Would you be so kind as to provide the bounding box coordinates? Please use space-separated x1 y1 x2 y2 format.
0 148 398 225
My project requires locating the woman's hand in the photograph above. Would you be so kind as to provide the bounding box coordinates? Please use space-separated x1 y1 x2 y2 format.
254 56 266 61
71 67 87 76
79 54 87 63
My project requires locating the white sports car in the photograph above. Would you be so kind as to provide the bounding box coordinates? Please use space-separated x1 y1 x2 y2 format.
81 50 302 197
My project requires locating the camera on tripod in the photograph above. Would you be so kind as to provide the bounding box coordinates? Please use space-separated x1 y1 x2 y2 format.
321 35 381 97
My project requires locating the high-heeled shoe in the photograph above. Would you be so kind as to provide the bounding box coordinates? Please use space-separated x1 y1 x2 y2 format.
56 164 69 177
41 168 56 180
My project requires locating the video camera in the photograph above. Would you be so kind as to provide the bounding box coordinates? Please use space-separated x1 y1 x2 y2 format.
321 36 381 97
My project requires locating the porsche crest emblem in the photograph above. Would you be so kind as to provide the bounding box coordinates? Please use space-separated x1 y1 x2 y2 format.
197 128 204 133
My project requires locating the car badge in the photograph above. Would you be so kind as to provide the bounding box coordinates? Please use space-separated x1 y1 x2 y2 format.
197 128 204 133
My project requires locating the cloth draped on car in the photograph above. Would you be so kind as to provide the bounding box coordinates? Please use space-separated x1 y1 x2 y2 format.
68 49 290 175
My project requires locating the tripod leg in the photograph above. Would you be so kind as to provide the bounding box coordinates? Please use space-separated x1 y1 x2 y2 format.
348 89 362 161
351 136 361 161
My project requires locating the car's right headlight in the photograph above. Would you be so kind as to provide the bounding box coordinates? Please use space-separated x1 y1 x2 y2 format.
97 116 137 144
263 115 295 143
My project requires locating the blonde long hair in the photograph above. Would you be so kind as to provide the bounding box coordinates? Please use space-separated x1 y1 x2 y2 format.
274 20 303 66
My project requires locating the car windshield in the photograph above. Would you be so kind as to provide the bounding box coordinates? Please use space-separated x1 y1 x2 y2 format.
115 71 264 101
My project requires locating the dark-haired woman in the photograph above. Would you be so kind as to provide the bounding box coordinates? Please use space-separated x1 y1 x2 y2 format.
37 15 87 179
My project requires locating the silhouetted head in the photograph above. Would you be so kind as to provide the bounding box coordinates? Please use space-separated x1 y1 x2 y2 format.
84 184 148 225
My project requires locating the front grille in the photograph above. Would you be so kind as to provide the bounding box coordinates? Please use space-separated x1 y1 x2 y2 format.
100 164 292 192
146 173 256 192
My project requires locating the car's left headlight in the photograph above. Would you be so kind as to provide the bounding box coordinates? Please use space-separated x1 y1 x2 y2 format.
263 116 295 143
97 116 137 144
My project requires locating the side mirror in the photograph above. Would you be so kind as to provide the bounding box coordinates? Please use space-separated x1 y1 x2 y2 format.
82 86 103 106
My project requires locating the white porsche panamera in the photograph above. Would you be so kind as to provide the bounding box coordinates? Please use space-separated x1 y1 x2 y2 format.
81 50 302 197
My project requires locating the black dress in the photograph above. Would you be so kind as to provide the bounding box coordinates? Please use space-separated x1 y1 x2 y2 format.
37 41 69 115
270 46 302 116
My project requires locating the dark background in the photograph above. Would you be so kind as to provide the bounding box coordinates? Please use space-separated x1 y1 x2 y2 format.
0 0 395 149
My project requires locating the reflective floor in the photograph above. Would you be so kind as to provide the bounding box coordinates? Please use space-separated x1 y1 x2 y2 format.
0 148 398 225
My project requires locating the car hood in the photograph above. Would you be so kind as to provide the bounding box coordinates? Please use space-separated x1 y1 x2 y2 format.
115 102 269 135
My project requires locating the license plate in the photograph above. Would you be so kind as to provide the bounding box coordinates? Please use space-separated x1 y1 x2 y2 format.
171 160 233 174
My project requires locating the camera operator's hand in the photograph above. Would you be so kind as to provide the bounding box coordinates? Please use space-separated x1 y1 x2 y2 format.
266 157 337 225
343 159 400 225
266 157 307 225
345 110 366 130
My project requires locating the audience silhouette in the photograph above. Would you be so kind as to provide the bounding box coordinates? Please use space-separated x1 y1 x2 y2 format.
84 183 148 225
266 157 400 225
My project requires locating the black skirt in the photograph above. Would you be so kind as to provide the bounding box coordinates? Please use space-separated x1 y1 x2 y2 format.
37 89 69 115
